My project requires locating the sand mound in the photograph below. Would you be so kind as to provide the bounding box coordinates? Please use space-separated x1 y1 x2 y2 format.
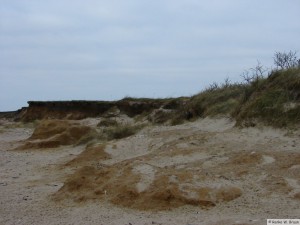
54 159 242 210
18 120 97 149
64 144 110 167
49 118 300 213
29 120 71 140
3 116 300 224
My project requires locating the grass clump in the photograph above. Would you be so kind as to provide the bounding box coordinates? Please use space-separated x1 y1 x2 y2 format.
170 114 185 126
173 82 245 122
75 129 99 146
234 68 300 127
190 83 245 117
102 124 143 140
97 118 118 127
148 109 176 124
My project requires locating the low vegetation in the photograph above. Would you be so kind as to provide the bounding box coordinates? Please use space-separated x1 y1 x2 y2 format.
97 118 118 127
234 68 300 127
171 51 300 127
102 124 143 140
184 82 245 118
97 118 144 140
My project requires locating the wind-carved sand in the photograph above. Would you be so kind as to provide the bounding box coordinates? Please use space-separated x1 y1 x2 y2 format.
262 155 275 165
148 152 209 168
133 164 156 193
1 117 300 225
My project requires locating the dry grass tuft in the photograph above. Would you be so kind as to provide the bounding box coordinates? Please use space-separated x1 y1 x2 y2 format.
230 152 262 165
54 160 242 210
97 118 118 127
294 192 300 200
17 120 97 149
102 124 143 140
65 144 110 167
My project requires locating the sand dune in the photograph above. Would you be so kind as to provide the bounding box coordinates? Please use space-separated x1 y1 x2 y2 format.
0 117 300 225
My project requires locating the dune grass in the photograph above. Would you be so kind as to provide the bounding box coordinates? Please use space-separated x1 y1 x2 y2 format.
97 118 118 127
170 66 300 127
188 83 245 117
234 68 300 127
103 124 143 140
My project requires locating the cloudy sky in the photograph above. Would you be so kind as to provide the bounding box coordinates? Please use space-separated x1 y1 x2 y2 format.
0 0 299 111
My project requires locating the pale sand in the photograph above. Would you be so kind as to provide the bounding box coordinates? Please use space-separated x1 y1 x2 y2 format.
1 118 300 225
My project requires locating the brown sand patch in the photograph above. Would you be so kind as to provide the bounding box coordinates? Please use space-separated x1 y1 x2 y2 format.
214 186 242 202
53 166 100 202
17 120 97 149
29 120 72 140
54 160 242 210
53 163 140 204
199 152 263 180
230 152 262 165
259 152 300 180
294 192 300 200
273 153 300 170
261 175 292 195
64 144 110 167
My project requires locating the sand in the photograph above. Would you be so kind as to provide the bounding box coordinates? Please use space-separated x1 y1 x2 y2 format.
0 118 300 225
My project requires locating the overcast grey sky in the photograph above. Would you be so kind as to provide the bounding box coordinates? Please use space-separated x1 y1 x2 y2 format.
0 0 299 111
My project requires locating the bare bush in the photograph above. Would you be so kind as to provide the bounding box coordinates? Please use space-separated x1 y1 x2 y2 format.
273 51 299 70
205 82 219 92
241 61 267 84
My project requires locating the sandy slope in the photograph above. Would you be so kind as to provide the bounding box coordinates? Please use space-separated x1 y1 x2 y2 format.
0 118 300 225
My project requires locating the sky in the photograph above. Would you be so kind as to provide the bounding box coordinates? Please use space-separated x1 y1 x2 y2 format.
0 0 300 111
